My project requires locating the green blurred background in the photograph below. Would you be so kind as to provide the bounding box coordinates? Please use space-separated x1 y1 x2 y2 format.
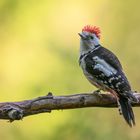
0 0 140 140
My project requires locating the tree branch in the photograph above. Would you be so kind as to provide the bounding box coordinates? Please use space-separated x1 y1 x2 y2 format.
0 92 139 122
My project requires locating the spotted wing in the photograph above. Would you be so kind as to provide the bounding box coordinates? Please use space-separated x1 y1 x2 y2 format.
94 46 123 70
84 49 131 95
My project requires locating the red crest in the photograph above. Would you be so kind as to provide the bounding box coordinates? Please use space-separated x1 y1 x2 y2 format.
82 25 101 39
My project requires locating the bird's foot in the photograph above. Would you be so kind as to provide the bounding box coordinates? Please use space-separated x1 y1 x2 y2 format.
94 89 101 93
93 89 102 97
133 91 138 95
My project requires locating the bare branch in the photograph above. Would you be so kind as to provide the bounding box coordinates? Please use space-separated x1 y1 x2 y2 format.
0 92 139 122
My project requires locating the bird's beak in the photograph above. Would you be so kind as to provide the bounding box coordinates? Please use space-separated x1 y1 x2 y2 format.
78 33 86 39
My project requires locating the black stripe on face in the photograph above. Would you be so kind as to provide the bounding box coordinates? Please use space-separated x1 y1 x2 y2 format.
79 45 101 61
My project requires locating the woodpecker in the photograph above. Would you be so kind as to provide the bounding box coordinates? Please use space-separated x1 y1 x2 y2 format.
78 25 138 127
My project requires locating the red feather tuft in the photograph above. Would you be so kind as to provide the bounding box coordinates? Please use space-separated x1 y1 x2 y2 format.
82 25 101 39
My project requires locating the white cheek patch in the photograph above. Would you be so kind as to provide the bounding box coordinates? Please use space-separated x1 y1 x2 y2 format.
92 34 100 46
93 56 117 77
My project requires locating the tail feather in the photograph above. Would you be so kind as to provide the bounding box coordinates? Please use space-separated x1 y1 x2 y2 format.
119 97 135 127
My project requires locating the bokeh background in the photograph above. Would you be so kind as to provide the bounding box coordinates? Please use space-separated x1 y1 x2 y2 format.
0 0 140 140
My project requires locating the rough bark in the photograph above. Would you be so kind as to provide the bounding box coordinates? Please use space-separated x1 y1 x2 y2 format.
0 92 139 122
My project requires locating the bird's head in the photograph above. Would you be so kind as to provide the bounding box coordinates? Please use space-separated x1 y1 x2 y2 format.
79 25 101 54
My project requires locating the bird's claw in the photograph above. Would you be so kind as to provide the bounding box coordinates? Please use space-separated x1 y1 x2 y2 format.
93 89 102 98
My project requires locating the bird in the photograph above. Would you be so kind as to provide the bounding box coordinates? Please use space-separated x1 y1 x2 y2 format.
78 25 138 127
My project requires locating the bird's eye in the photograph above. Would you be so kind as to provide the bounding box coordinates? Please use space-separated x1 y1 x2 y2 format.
89 36 94 39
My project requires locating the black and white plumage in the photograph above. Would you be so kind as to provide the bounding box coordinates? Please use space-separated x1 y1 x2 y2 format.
79 25 138 127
